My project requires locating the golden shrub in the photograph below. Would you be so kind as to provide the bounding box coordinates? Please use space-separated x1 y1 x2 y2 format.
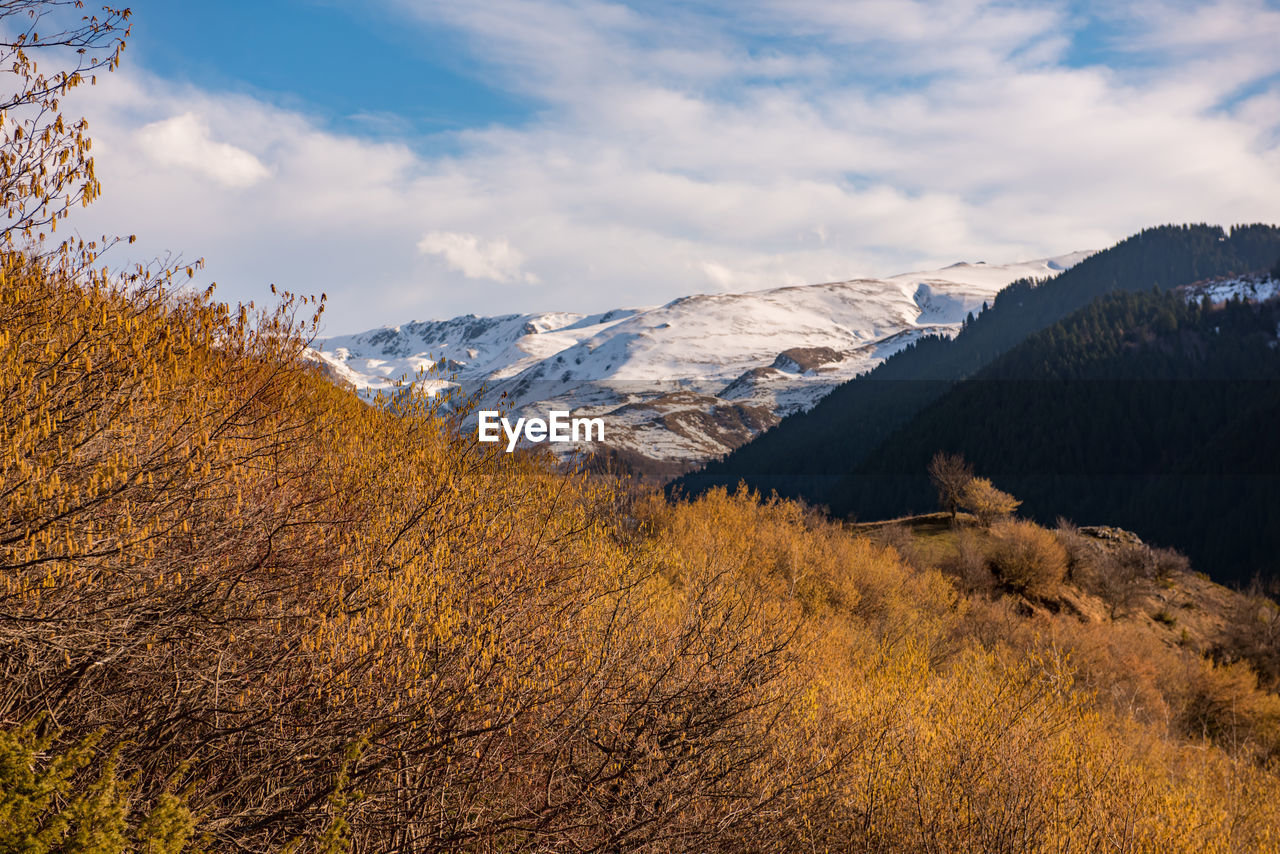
986 519 1069 597
4 250 1280 851
961 477 1022 526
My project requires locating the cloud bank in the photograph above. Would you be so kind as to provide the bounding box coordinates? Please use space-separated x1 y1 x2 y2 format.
66 0 1280 334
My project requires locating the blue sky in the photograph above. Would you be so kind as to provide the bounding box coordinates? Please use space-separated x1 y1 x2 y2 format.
57 0 1280 333
123 1 537 144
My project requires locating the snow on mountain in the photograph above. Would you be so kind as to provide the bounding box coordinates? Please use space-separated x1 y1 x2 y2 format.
1179 273 1280 305
311 251 1094 474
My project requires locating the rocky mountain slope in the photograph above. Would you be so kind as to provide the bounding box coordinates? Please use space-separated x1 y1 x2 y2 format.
311 252 1093 473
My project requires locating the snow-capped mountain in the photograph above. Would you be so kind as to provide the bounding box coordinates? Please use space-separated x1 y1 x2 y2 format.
311 251 1094 473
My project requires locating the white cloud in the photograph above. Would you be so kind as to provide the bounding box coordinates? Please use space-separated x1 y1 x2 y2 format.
697 261 736 291
135 113 270 188
418 231 538 284
54 0 1280 335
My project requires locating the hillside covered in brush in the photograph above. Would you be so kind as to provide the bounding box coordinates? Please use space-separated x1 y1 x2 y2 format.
7 2 1280 851
676 224 1280 507
5 248 1280 852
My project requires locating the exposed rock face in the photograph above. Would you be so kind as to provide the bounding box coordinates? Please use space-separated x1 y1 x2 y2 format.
301 351 357 391
1078 526 1145 545
772 346 844 373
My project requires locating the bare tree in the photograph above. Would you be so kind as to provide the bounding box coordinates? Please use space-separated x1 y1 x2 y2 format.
0 1 130 244
928 451 973 521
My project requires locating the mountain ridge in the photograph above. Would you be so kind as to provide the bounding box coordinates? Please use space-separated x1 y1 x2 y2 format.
675 223 1280 500
311 251 1094 470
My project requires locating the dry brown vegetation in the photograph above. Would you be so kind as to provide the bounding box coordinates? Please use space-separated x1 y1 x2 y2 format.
3 253 1280 851
0 251 823 850
986 518 1068 597
5 4 1280 851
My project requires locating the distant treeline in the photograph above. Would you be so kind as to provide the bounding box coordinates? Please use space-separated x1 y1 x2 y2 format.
675 224 1280 583
833 289 1280 584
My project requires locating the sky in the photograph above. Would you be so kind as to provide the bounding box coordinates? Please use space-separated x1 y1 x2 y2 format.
46 0 1280 335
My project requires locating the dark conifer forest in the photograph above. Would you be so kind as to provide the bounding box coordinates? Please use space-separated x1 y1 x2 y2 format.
829 289 1280 584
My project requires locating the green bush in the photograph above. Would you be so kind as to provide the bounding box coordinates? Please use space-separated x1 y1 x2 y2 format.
0 721 192 854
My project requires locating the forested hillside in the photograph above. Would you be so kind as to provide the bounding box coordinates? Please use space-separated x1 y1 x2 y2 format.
827 288 1280 584
675 224 1280 505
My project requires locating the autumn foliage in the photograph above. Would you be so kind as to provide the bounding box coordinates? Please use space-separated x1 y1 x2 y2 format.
3 253 1280 852
0 1 130 244
960 476 1022 526
987 518 1069 596
0 249 819 849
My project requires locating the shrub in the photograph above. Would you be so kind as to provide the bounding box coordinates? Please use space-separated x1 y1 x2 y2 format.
0 720 193 854
960 477 1021 527
1218 590 1280 691
0 254 819 851
869 521 925 570
1081 542 1157 618
1152 546 1191 580
942 527 996 593
987 520 1069 597
1174 659 1280 761
1054 518 1098 584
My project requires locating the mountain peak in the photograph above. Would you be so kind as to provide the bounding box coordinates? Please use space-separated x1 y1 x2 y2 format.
312 252 1096 472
